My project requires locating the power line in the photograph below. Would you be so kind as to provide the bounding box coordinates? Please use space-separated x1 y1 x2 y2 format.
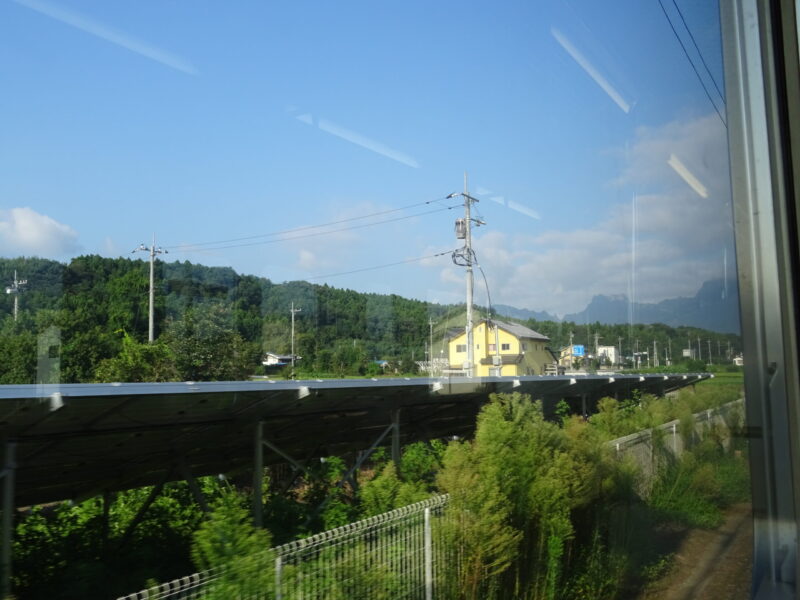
164 196 451 250
656 0 727 127
670 0 725 101
170 205 460 253
306 250 452 280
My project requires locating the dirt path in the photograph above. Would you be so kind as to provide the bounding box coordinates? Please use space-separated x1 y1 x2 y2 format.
636 503 752 600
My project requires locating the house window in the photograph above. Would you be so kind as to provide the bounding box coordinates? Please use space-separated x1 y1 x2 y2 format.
456 344 466 353
522 343 527 351
488 344 496 351
501 343 511 351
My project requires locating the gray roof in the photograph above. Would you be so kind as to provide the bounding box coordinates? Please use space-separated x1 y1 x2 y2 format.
445 319 549 342
490 319 550 341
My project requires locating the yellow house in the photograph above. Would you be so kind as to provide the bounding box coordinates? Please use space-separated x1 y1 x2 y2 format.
447 319 555 376
559 346 574 368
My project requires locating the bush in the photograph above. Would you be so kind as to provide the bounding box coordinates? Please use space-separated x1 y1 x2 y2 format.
191 488 274 598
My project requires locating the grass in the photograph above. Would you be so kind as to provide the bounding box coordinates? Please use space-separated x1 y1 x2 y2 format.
698 370 744 386
648 439 750 529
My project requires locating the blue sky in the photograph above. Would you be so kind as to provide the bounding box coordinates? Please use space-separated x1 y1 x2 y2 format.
0 0 732 316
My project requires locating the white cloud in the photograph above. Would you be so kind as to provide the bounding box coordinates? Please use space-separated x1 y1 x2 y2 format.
424 113 734 316
0 207 79 257
296 249 319 271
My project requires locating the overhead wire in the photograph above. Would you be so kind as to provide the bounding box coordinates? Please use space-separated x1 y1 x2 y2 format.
147 193 461 306
306 250 453 280
670 0 725 101
656 0 727 128
164 196 452 251
169 204 461 253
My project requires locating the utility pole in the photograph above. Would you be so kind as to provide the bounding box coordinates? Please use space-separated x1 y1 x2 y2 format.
133 234 167 343
668 338 672 365
463 174 474 377
707 339 713 365
5 270 28 322
635 338 640 368
697 336 702 361
568 331 575 368
448 174 484 377
617 336 623 368
653 340 659 367
428 317 435 376
290 302 302 374
491 319 502 376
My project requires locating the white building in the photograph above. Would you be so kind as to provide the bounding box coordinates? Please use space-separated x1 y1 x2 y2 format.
262 352 298 367
597 345 619 365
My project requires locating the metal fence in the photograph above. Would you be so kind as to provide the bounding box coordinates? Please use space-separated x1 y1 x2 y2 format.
117 494 449 600
117 399 743 600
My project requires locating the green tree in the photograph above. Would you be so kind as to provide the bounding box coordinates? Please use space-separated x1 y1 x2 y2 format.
163 303 254 381
437 393 623 599
191 488 275 599
0 320 36 384
330 340 367 376
94 331 179 382
359 462 429 517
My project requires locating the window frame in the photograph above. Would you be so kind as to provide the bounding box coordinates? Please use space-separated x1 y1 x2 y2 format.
722 0 800 591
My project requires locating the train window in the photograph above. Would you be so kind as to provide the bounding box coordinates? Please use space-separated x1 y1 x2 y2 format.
4 0 799 598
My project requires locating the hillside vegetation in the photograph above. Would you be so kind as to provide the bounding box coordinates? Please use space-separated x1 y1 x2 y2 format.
0 256 740 384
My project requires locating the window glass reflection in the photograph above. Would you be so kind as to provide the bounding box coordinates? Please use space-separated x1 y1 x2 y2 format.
0 1 750 598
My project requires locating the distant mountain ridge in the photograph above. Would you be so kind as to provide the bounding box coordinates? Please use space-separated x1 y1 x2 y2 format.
494 279 740 334
492 304 557 322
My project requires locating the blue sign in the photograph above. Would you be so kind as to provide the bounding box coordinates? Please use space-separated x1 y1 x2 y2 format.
572 345 585 357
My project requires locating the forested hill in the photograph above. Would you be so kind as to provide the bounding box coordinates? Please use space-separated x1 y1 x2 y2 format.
0 256 451 384
0 256 741 384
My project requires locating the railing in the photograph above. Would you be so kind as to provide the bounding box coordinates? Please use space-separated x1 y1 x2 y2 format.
612 398 745 494
117 494 449 600
117 399 743 600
